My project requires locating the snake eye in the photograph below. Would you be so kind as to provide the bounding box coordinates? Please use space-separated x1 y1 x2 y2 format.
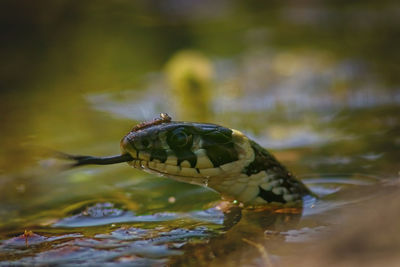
169 129 191 148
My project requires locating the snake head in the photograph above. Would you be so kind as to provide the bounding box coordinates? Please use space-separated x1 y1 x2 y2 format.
63 114 310 205
120 115 255 188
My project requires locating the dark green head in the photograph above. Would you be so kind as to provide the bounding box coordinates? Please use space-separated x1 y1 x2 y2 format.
120 121 255 186
64 114 310 205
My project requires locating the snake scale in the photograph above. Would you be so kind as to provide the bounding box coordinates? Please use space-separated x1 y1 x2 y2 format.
65 113 312 206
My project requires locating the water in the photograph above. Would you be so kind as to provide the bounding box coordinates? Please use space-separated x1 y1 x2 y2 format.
0 108 397 265
1 1 400 266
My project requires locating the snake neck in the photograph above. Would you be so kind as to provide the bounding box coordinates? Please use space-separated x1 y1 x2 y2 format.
67 115 313 207
211 140 311 205
119 118 312 206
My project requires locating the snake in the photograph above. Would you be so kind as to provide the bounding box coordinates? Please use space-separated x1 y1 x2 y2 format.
64 113 312 206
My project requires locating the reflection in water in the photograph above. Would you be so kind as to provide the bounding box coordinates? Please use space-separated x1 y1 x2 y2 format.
86 49 400 126
0 108 399 266
0 176 382 266
1 0 400 265
165 50 213 122
284 181 400 267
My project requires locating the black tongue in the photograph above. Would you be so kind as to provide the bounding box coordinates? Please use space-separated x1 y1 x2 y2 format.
57 152 134 167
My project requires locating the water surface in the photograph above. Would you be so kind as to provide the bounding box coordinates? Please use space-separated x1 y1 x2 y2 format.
1 1 399 266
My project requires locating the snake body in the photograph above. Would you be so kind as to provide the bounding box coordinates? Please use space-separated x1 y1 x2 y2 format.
117 115 311 206
65 114 311 206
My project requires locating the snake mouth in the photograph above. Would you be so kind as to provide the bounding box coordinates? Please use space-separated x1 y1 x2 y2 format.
120 125 257 187
130 159 208 184
126 153 240 186
63 114 311 205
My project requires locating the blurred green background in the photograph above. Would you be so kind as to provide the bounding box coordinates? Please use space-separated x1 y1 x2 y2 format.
1 0 399 171
0 0 400 265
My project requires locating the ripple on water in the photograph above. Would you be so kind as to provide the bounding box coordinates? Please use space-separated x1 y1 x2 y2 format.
1 174 384 266
302 173 381 216
53 200 230 228
1 232 83 249
53 202 180 227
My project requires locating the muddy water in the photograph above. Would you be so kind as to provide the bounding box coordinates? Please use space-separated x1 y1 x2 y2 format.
1 1 400 266
1 90 399 266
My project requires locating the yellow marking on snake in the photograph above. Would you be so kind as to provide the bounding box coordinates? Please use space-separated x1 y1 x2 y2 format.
165 164 180 174
118 117 312 205
195 149 214 168
66 114 313 206
179 167 202 177
180 160 191 168
165 155 178 165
